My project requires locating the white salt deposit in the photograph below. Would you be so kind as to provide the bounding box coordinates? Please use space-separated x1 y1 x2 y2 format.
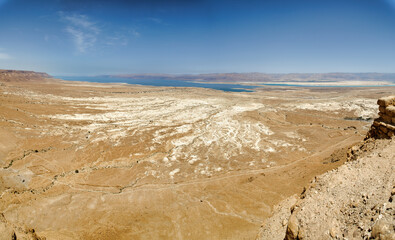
286 99 377 119
169 168 180 178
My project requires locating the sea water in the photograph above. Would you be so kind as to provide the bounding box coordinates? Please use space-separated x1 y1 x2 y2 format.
56 76 258 92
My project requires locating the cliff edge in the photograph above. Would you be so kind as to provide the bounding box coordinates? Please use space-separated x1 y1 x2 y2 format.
258 96 395 240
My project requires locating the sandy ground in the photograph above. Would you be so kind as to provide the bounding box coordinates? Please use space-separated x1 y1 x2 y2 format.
0 74 394 239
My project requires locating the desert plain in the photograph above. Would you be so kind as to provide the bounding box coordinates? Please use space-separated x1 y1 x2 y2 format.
0 71 394 239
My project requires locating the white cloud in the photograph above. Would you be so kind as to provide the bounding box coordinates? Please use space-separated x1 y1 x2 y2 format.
65 26 97 53
131 29 140 38
60 13 100 53
63 14 100 35
147 17 163 24
59 12 141 53
105 36 128 46
103 28 140 47
0 52 11 60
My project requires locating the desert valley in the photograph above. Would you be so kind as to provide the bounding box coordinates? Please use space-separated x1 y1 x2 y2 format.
0 70 394 239
2 0 395 239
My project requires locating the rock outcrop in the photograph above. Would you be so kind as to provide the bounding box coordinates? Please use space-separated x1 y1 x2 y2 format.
367 96 395 139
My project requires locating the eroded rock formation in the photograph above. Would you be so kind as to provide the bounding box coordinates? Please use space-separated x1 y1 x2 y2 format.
368 96 395 139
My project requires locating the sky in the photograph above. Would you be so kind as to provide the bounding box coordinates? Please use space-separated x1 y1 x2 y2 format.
0 0 395 75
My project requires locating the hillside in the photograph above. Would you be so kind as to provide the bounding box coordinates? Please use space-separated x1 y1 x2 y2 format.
258 97 395 240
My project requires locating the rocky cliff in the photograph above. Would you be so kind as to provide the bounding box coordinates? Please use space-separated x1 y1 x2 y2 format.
258 97 395 240
367 96 395 139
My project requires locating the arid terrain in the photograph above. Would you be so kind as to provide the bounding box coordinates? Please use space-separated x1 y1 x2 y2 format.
259 137 395 240
0 70 394 239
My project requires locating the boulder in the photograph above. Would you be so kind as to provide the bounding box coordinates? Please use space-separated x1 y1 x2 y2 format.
385 105 395 117
379 126 388 133
285 214 299 240
371 219 395 240
378 112 392 124
0 221 15 240
377 96 395 107
387 124 395 131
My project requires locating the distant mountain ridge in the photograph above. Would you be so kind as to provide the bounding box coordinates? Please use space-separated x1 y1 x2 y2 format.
111 72 395 83
0 70 51 82
2 70 395 83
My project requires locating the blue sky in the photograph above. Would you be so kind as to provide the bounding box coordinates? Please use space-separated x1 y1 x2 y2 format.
0 0 395 75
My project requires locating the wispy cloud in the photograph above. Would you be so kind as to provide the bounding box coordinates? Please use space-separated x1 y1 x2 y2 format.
63 14 100 34
145 17 169 26
130 29 141 38
102 27 140 47
0 52 11 60
59 12 142 53
60 13 100 53
146 17 163 24
65 26 97 53
105 36 128 46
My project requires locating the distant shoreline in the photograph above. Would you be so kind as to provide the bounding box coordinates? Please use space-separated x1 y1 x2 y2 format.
190 80 395 87
55 76 258 92
57 75 395 90
258 80 395 87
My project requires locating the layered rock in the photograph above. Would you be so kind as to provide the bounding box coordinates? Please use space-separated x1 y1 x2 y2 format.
367 96 395 139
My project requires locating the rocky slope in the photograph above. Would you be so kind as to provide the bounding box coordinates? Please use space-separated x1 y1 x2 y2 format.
285 139 394 240
258 97 395 240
